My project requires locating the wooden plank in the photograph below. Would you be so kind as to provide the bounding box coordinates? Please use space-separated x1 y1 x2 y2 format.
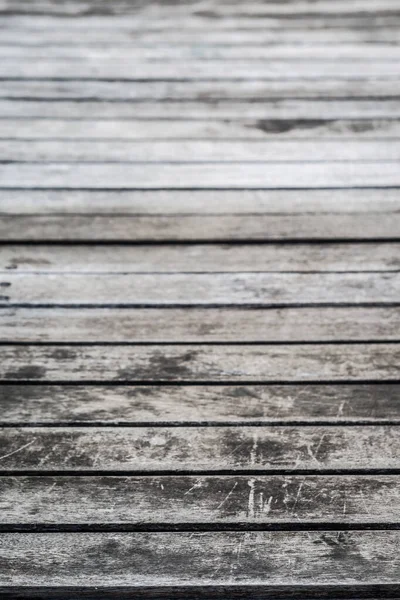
1 119 400 140
2 189 398 214
3 0 400 17
1 475 399 525
4 214 400 241
1 187 399 241
3 307 399 342
0 425 399 472
3 101 400 120
1 162 400 188
0 531 399 588
3 13 400 30
4 139 400 161
1 59 400 79
1 383 399 425
1 344 399 382
2 27 400 45
2 243 399 272
3 79 400 100
2 44 400 61
1 272 399 305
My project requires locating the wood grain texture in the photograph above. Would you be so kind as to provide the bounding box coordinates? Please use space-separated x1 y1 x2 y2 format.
2 59 400 79
2 188 398 214
2 24 400 44
3 44 400 61
4 214 400 241
3 79 400 100
1 119 400 140
4 139 400 161
1 475 399 525
3 307 400 342
1 531 399 587
1 272 399 305
1 189 399 241
2 162 400 189
2 383 399 425
3 0 400 17
4 100 400 120
0 425 399 472
2 243 399 272
1 344 399 382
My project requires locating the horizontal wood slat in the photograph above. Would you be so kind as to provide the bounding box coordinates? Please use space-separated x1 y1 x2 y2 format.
0 425 399 472
1 475 399 525
1 344 399 382
2 59 400 79
1 272 399 305
3 79 400 100
1 531 399 587
1 162 400 188
4 307 399 342
4 139 400 161
2 383 399 424
2 243 398 272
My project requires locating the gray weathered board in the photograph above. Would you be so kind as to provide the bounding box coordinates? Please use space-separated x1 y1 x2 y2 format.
1 0 400 597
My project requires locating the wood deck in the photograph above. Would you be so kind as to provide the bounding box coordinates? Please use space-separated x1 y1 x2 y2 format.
0 0 400 598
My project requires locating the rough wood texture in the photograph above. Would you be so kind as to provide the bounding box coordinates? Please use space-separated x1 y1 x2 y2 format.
4 139 400 160
2 243 399 272
3 307 400 342
1 531 400 587
2 0 400 594
3 60 400 79
3 79 400 100
0 425 399 472
1 120 400 141
1 272 399 305
1 189 399 242
1 475 399 525
1 383 399 424
1 344 399 382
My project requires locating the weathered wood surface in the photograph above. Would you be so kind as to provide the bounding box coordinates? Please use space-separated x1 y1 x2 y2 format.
1 344 399 382
1 119 400 140
4 139 400 161
2 59 400 79
1 384 399 424
3 189 397 214
3 79 400 100
4 307 400 342
2 0 400 594
1 531 399 587
1 475 399 525
2 243 398 272
3 0 400 17
2 162 399 188
2 189 399 241
5 214 400 241
3 45 400 61
2 272 399 305
0 426 399 472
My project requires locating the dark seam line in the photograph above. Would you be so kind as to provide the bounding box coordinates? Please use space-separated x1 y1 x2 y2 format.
2 186 400 191
1 340 400 346
1 270 399 275
2 240 400 245
1 380 398 386
0 523 399 533
1 469 400 476
1 420 399 428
